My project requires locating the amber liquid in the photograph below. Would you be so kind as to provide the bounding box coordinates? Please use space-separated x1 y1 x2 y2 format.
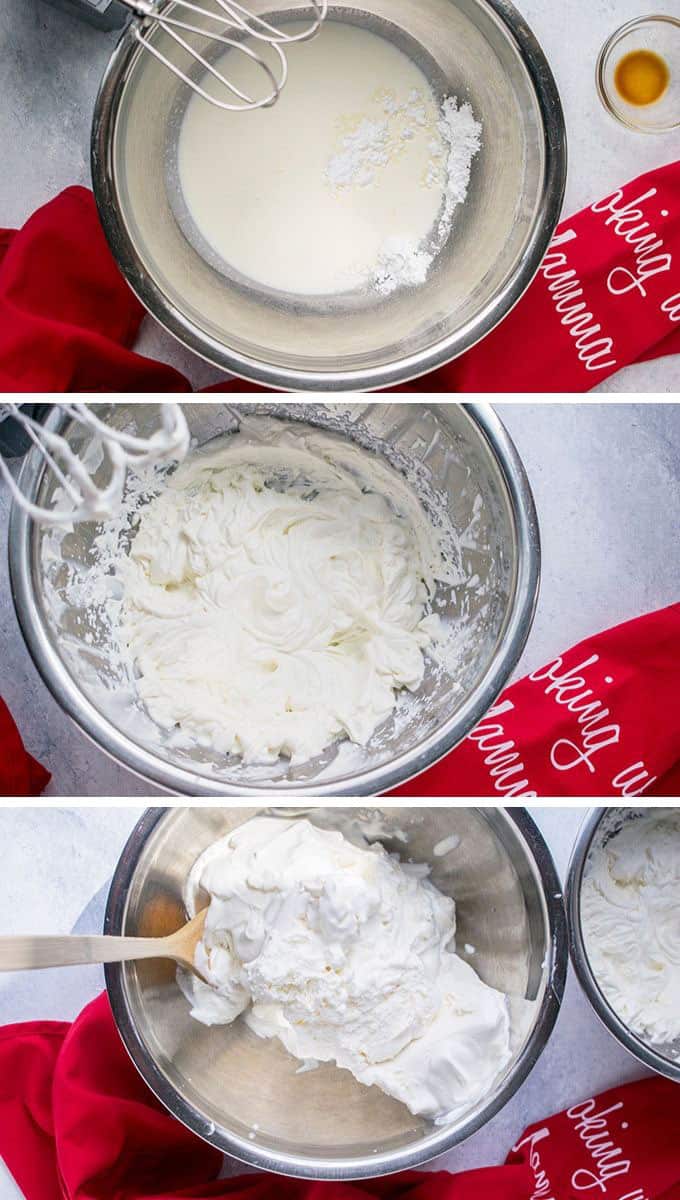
614 49 670 106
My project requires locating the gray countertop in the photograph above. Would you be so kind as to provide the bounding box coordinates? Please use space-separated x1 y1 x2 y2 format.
0 805 646 1199
1 401 678 797
2 0 679 392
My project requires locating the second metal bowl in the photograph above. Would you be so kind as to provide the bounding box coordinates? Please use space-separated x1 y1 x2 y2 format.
567 808 680 1085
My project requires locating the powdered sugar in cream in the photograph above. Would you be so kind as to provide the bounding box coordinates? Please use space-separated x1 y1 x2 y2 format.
177 21 481 297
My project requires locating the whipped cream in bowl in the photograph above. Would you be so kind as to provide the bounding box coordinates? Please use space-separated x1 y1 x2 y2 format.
103 806 567 1178
118 416 457 768
569 808 680 1081
26 402 540 795
181 815 514 1124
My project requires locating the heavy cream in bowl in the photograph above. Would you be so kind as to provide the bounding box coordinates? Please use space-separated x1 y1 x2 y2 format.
92 0 565 388
173 18 481 301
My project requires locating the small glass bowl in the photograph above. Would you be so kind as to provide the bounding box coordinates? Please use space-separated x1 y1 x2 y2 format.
596 14 680 132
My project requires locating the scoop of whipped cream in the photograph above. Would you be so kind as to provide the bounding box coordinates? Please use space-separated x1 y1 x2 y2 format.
182 815 512 1122
120 418 452 765
581 809 680 1055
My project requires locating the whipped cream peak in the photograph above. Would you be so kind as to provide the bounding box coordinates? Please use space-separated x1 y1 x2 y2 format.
183 816 512 1122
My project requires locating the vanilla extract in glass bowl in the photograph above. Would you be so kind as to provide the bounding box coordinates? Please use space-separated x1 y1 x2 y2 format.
597 15 679 132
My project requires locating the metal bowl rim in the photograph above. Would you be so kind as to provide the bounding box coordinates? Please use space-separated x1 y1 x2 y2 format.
104 805 568 1179
8 402 540 797
89 0 567 391
566 807 680 1085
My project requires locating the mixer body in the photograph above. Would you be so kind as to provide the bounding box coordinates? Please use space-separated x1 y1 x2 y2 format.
43 0 129 29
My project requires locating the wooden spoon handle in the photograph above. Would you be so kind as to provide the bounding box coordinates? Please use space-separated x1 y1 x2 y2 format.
0 934 170 972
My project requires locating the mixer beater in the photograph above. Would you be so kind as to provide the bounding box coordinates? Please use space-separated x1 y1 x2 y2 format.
119 0 328 110
0 403 189 526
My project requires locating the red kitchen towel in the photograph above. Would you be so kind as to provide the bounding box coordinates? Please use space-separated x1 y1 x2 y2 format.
1 161 679 393
408 161 680 391
0 697 50 797
0 190 188 394
391 603 680 799
1 992 679 1200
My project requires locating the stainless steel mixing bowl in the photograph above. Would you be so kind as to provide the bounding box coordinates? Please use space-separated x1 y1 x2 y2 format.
8 401 539 797
567 808 680 1085
91 0 566 391
104 806 567 1178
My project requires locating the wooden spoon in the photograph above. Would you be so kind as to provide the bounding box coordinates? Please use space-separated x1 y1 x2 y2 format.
0 909 208 977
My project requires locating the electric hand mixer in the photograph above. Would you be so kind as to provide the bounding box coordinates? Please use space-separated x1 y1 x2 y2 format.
47 0 328 110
